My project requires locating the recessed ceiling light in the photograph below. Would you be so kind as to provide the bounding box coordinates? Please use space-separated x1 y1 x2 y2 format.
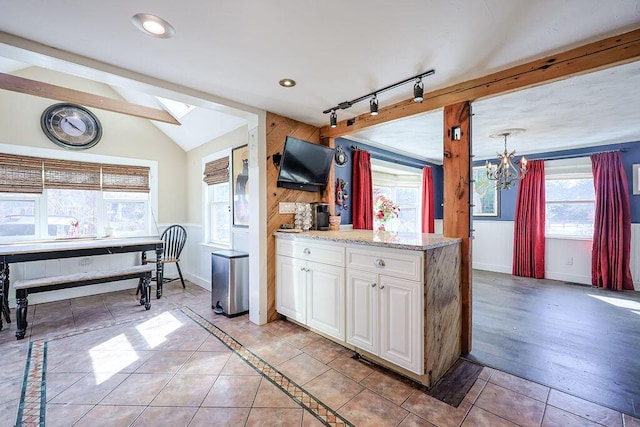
279 78 296 87
132 13 175 39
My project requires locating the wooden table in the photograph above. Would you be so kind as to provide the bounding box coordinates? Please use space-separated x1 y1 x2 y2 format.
0 237 164 331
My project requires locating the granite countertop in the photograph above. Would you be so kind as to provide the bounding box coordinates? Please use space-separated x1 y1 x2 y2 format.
274 229 461 251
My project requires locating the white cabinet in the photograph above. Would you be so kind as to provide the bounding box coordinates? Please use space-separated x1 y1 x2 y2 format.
276 255 306 323
306 260 344 340
346 246 423 374
276 239 345 341
378 275 422 372
346 269 378 353
275 233 461 387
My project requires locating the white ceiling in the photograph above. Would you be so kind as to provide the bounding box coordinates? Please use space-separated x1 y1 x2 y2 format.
346 60 640 163
0 1 639 158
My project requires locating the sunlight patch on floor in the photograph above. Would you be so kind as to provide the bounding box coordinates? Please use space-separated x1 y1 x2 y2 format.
588 293 640 313
89 334 138 384
135 311 184 348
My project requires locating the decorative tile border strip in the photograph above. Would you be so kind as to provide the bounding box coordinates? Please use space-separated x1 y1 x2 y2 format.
182 307 354 427
17 341 46 427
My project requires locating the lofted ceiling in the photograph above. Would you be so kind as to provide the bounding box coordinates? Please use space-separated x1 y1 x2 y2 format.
0 1 639 158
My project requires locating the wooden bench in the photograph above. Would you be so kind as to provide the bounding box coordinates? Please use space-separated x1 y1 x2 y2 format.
13 264 154 340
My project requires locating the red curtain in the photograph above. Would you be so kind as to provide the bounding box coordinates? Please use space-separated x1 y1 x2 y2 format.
591 152 633 291
352 149 373 230
421 167 434 233
513 160 545 278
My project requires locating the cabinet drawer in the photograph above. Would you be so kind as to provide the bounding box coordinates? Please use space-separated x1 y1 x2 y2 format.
346 246 423 282
277 238 345 266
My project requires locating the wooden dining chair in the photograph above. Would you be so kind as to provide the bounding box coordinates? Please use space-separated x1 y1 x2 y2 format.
147 224 188 288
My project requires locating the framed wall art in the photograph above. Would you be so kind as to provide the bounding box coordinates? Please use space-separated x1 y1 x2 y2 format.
472 165 500 217
232 145 249 227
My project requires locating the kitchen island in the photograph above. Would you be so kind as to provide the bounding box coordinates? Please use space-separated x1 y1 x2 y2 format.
275 229 461 388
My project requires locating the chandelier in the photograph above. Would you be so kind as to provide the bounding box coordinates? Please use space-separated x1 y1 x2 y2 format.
485 129 527 190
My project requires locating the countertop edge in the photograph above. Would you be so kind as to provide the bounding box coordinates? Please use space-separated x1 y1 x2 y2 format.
273 231 461 251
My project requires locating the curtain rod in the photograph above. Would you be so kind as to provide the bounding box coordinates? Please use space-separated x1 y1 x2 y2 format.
350 145 428 169
528 148 626 162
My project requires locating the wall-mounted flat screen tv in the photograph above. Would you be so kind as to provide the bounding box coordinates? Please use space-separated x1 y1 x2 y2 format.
277 136 335 192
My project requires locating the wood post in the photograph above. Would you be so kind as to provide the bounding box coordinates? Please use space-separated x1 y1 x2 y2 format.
321 137 336 214
443 101 472 354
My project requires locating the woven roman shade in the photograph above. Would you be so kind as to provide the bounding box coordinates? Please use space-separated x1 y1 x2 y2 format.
102 164 150 192
0 154 44 193
43 159 101 190
203 157 229 185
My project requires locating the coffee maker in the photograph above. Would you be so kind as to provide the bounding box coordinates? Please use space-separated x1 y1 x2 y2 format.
311 203 330 231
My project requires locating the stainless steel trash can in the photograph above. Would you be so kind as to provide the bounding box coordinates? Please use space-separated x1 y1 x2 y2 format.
211 250 249 317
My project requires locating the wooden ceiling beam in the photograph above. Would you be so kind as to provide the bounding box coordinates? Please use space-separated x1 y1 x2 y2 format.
320 27 640 138
0 72 181 125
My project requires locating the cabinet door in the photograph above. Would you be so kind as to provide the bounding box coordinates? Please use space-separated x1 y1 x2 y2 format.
378 275 423 374
306 261 345 341
346 269 379 354
276 255 306 323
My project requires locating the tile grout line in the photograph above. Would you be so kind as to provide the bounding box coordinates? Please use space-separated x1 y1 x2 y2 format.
181 307 355 427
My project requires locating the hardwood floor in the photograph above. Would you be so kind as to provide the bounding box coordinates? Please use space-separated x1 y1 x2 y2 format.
467 269 640 417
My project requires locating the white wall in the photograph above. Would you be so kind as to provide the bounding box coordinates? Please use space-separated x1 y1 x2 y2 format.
1 67 187 224
472 220 640 290
0 36 268 322
182 126 250 290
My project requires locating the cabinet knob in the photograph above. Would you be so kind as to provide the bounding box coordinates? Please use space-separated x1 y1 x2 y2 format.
303 248 311 255
380 285 385 290
374 258 385 268
371 283 376 288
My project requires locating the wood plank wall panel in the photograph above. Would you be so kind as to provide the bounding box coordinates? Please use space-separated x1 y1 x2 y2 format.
424 242 462 386
443 101 472 354
266 112 326 321
321 137 336 214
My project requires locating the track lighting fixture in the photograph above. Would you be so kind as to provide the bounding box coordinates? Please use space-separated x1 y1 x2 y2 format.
413 78 424 103
369 95 379 116
323 69 434 127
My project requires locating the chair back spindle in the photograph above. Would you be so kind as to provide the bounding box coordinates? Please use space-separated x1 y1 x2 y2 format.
162 225 187 262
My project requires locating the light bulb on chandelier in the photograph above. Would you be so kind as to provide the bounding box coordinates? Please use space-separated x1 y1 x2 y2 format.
485 129 527 190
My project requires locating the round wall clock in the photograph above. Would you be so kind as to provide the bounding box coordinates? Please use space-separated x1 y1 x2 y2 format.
41 103 102 150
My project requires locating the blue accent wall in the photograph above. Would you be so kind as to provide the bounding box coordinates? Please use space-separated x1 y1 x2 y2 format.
333 138 444 225
473 141 640 223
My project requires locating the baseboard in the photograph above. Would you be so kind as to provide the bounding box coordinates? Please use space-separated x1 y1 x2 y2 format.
545 272 590 285
185 272 209 290
472 263 511 274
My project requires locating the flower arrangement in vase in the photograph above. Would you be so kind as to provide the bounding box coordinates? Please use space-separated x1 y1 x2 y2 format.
373 192 400 231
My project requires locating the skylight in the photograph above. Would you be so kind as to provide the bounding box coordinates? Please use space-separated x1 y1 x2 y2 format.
156 96 196 119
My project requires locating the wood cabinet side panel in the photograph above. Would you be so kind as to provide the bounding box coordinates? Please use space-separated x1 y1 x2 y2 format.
424 242 462 385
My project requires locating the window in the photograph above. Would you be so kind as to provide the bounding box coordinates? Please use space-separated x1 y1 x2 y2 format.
0 195 39 238
0 153 152 241
104 192 149 236
545 157 595 238
47 189 98 237
371 159 422 232
203 153 231 246
208 183 230 244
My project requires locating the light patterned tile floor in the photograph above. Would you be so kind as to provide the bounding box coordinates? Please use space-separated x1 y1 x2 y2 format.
1 281 639 427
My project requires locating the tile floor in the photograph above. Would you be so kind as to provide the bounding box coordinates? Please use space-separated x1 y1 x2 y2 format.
0 281 639 427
